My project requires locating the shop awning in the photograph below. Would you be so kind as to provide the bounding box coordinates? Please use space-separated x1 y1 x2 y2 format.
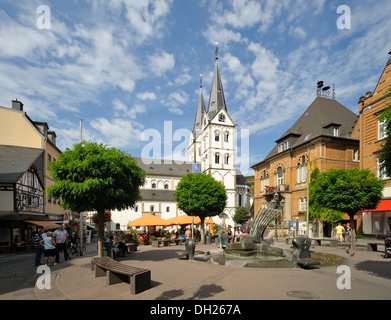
361 199 391 212
25 219 60 230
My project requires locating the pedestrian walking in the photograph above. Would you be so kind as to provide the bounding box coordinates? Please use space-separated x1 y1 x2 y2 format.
33 229 44 266
40 231 57 266
53 224 69 263
335 223 345 243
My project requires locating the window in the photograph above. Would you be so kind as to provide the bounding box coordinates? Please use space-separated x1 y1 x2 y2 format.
278 140 290 153
299 197 307 212
379 119 387 139
135 206 138 212
215 154 220 164
116 223 120 230
151 182 156 188
275 166 285 186
215 131 220 142
333 127 339 137
224 132 229 142
166 206 170 212
150 206 155 212
353 149 360 162
296 155 307 183
378 159 390 179
260 170 269 193
164 183 169 189
224 155 229 165
219 113 225 122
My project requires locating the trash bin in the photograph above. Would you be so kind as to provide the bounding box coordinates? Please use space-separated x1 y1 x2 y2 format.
205 232 212 244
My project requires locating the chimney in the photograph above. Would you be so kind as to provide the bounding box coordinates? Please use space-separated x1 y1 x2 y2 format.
12 99 24 111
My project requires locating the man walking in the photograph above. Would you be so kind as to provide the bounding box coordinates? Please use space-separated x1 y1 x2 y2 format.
53 224 69 262
33 229 44 266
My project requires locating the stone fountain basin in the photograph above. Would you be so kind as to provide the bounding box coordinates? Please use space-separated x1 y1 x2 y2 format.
223 241 287 260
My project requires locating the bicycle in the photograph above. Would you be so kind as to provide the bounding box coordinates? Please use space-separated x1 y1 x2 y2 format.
67 243 86 258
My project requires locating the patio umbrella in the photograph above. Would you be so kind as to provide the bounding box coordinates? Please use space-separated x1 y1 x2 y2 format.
166 215 215 226
127 214 170 227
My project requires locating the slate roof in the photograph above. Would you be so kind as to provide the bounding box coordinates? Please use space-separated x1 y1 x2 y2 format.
236 169 250 186
140 189 176 201
0 145 44 184
134 157 194 177
252 96 358 167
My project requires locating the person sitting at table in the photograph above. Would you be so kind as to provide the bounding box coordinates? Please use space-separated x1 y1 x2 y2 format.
115 232 127 256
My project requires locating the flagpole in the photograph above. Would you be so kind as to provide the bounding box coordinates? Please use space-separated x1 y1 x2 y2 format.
306 147 310 237
79 119 84 255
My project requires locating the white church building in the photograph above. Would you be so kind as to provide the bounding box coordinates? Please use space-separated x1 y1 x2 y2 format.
110 54 251 231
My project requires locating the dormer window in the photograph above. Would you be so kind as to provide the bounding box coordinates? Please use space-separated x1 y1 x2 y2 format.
278 139 290 153
218 113 225 122
333 127 339 137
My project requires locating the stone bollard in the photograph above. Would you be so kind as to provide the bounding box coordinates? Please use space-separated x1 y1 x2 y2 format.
185 238 196 260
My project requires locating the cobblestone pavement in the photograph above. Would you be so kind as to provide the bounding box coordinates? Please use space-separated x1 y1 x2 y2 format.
1 238 391 302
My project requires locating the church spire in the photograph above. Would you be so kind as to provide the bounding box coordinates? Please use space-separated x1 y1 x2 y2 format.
207 43 227 119
192 74 205 138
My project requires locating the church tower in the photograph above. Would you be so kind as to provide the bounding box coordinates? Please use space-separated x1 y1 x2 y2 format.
188 50 238 222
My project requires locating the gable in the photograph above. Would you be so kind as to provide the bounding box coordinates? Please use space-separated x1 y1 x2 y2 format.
209 108 235 127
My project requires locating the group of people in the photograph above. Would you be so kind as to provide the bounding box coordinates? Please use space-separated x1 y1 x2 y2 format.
227 227 244 244
335 223 352 242
33 224 71 266
108 231 128 256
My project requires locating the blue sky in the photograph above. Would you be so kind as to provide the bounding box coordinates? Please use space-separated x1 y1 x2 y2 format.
1 0 390 175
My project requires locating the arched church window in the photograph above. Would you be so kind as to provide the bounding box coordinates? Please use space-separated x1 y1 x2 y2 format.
224 132 229 142
215 131 220 142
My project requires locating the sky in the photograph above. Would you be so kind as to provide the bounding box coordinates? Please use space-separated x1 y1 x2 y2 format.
1 0 390 176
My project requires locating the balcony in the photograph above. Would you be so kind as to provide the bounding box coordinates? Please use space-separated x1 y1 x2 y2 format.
264 184 289 195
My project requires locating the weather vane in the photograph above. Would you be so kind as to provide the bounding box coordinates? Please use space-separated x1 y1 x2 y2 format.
215 41 219 60
200 74 203 88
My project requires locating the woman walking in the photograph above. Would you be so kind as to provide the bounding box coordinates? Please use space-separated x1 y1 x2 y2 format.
40 231 57 266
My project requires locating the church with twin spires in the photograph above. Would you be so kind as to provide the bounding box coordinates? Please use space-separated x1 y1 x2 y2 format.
109 54 251 231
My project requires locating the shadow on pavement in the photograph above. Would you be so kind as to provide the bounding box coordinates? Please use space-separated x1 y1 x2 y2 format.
355 260 391 279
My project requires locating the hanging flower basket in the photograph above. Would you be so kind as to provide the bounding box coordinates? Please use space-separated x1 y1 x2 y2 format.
92 211 112 224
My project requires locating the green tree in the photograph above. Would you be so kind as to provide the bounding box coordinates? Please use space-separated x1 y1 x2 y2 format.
175 173 227 244
378 88 391 178
310 168 385 250
309 167 343 225
233 206 251 225
47 141 145 256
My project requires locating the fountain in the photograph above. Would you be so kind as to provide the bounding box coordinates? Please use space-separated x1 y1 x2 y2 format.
222 208 287 261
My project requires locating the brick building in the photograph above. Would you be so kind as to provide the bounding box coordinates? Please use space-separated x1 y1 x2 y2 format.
252 91 359 237
351 51 391 236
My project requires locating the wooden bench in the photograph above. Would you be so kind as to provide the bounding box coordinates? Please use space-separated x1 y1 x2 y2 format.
311 238 338 247
285 237 338 247
367 242 385 252
125 242 137 252
91 257 151 294
151 239 172 247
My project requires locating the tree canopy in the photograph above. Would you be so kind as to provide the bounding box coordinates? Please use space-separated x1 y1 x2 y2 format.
175 172 227 244
47 141 145 256
233 206 251 225
310 167 385 249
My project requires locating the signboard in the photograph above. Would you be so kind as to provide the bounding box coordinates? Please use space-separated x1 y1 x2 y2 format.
289 220 308 235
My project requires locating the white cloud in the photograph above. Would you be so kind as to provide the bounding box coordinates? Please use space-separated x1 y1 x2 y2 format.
164 90 189 115
289 26 307 40
148 50 175 76
112 99 147 120
136 91 157 101
90 117 144 149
